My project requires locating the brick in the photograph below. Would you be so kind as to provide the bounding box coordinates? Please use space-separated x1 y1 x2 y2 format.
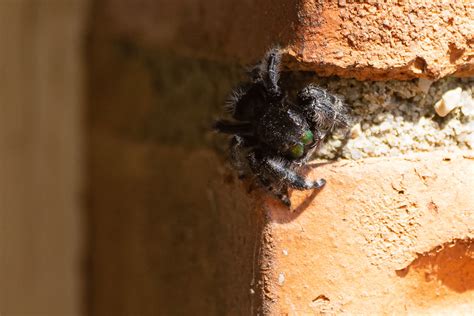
95 0 474 80
260 151 474 314
87 1 474 315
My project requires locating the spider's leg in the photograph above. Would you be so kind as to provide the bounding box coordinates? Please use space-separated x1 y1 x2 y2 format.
263 156 326 190
265 49 282 97
248 152 289 205
296 85 350 133
248 153 324 206
227 49 283 121
213 120 253 136
257 48 282 98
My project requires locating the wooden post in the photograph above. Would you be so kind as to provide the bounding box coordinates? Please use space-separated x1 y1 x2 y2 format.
0 0 85 314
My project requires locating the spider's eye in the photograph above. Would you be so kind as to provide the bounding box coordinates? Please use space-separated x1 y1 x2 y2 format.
289 143 304 158
301 130 314 145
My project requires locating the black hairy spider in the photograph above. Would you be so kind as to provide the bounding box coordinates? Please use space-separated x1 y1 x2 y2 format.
213 49 350 207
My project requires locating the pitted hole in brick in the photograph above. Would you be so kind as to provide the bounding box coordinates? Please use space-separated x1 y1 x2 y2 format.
412 56 427 72
309 294 333 313
396 238 474 293
448 43 466 63
312 294 330 302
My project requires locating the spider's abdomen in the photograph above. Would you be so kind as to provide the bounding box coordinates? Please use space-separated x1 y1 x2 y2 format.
231 84 267 122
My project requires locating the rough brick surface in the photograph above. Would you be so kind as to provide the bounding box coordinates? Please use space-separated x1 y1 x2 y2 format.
261 151 474 314
96 0 473 80
287 1 474 80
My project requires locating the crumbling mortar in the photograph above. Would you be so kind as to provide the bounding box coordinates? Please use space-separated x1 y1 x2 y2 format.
283 73 474 160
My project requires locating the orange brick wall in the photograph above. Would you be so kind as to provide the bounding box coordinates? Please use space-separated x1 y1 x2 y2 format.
87 1 474 314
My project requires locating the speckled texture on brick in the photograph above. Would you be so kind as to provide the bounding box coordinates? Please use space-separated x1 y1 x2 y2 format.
264 152 474 315
96 0 474 80
288 1 474 80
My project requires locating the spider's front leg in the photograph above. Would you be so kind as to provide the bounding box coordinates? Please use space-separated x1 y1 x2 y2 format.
264 157 326 190
252 48 282 99
264 49 282 97
249 153 325 206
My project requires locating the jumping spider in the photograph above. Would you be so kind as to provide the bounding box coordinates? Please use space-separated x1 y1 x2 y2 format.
214 49 350 207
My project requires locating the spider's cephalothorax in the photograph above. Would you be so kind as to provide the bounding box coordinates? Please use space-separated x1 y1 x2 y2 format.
214 49 350 207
